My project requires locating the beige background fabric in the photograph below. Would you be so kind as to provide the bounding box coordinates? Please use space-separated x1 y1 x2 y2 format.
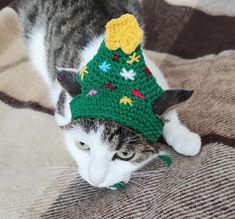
0 8 72 218
165 0 235 16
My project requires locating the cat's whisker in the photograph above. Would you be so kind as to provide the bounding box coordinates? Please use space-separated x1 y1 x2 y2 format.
131 171 158 176
131 171 167 178
131 174 157 178
132 169 168 175
26 166 76 172
13 168 79 179
130 180 145 189
131 175 152 178
132 171 157 175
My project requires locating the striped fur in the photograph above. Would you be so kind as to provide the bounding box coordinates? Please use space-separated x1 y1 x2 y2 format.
17 0 142 80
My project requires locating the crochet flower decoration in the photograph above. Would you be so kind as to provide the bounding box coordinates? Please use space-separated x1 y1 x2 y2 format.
79 66 88 81
105 14 143 55
120 96 133 106
99 61 111 72
127 52 141 64
87 89 97 96
120 68 136 81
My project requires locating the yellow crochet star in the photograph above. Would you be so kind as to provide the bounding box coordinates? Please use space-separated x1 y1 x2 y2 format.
127 52 141 64
105 14 143 54
120 96 133 106
79 66 88 81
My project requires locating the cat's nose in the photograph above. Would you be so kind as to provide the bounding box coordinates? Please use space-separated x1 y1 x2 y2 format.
89 165 107 186
89 163 107 186
89 155 109 186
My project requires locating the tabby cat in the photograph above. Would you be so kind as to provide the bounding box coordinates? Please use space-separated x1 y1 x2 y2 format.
17 0 201 188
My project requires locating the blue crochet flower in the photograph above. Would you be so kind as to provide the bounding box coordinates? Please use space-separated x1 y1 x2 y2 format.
99 61 111 72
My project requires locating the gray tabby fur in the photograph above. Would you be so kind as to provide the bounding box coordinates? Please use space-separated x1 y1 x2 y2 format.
17 0 142 79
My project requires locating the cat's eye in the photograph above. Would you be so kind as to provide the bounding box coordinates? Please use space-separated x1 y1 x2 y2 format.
77 141 90 150
115 150 135 161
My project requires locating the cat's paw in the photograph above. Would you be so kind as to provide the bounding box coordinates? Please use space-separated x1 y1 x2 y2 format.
171 131 201 156
164 123 202 156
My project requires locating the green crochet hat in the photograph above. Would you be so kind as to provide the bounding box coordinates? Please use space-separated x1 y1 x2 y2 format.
70 14 164 144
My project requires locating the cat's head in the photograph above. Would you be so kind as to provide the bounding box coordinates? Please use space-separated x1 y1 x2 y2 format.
57 69 193 188
62 118 157 187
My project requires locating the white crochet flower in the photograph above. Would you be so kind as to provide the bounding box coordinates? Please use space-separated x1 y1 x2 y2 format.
120 68 136 81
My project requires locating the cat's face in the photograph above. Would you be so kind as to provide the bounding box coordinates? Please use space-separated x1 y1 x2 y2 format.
63 119 157 187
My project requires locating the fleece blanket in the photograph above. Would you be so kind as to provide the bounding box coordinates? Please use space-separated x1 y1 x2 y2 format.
0 1 234 218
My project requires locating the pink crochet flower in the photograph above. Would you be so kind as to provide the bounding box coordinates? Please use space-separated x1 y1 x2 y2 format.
87 89 98 96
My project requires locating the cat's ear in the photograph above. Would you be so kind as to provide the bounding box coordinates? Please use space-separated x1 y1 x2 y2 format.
56 68 81 97
152 89 193 116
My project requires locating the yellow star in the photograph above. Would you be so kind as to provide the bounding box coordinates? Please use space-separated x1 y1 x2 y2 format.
120 96 133 106
127 52 141 64
79 66 88 81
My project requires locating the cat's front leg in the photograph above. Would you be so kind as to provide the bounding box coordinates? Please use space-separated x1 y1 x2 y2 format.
163 110 201 156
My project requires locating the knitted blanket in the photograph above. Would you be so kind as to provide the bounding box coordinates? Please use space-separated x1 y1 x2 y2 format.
0 1 234 218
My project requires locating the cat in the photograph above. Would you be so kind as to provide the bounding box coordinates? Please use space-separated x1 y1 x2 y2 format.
17 0 201 188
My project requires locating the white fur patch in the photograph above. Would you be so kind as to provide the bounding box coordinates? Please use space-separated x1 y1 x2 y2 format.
163 110 201 156
27 27 63 107
78 35 105 70
28 27 50 86
64 125 148 187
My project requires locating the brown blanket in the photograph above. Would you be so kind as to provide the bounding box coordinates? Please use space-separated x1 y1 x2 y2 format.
0 1 234 218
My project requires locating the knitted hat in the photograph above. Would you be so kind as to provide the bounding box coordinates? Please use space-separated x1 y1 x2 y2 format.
70 14 164 144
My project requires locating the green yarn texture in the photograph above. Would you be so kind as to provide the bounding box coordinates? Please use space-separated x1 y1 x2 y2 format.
70 41 164 143
158 154 172 166
109 181 127 190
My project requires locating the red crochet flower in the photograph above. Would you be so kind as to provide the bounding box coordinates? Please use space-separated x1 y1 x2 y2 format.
144 67 153 77
103 83 117 90
112 55 120 62
132 89 145 99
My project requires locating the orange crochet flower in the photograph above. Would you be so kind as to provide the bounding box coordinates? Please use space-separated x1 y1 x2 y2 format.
105 14 143 55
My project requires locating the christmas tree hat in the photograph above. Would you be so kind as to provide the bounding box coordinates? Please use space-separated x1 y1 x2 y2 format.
70 14 164 144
